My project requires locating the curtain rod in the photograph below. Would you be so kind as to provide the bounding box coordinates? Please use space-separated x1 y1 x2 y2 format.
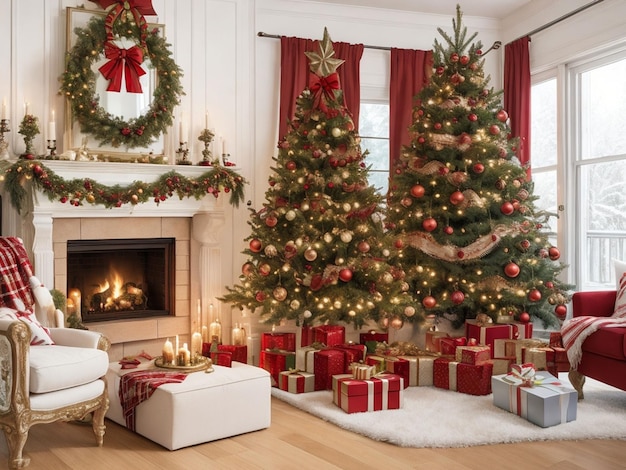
511 0 604 44
257 31 502 54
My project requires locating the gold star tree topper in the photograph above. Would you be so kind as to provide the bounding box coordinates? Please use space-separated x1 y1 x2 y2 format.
305 28 345 77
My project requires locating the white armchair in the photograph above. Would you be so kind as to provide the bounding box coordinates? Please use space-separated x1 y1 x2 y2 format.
0 237 110 469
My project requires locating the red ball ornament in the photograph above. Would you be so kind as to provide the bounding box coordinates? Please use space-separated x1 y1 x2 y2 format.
444 226 454 235
249 239 262 252
422 217 438 232
500 202 515 215
449 190 465 205
548 247 561 260
258 263 271 276
394 239 404 249
504 262 520 278
434 122 443 130
450 53 459 62
265 215 278 227
255 291 266 302
518 311 531 323
555 304 567 319
528 289 542 302
422 296 437 309
358 241 370 253
436 66 445 75
410 184 426 198
473 162 485 174
545 281 554 289
459 55 470 65
242 262 255 277
451 290 465 305
458 133 472 145
286 161 296 170
489 124 501 135
468 113 478 122
339 268 353 282
496 110 509 122
453 337 468 347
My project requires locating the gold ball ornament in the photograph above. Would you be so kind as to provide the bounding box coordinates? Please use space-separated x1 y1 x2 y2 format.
390 316 404 330
273 286 288 301
404 306 416 317
304 248 318 261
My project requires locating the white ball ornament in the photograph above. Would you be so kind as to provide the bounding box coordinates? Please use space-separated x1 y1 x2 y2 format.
290 300 300 309
301 202 310 212
343 203 352 212
264 245 278 257
340 231 353 243
303 310 312 319
404 306 416 317
331 127 341 137
324 232 333 243
382 249 390 257
285 210 296 221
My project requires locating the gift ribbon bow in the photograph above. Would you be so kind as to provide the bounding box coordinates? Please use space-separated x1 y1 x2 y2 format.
309 72 340 112
99 42 147 93
509 362 537 387
287 368 302 375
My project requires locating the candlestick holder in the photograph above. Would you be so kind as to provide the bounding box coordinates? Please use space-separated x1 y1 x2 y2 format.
0 119 10 160
176 141 191 165
222 152 231 166
197 128 215 166
45 139 57 160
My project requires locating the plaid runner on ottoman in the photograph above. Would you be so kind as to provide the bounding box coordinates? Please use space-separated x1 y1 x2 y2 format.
119 370 187 431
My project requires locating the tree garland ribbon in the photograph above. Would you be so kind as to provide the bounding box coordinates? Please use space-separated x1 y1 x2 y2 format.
2 160 248 213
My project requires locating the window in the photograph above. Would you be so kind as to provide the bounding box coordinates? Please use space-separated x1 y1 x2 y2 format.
359 102 390 195
572 50 626 289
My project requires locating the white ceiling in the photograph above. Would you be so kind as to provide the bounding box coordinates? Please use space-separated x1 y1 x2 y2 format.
302 0 532 19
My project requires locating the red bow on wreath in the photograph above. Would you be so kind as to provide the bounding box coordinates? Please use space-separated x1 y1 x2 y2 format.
89 0 156 16
309 72 340 112
98 42 146 93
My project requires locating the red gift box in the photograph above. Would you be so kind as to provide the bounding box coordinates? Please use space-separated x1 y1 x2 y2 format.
314 349 346 390
217 344 247 363
549 332 564 348
433 357 493 395
364 355 386 374
261 332 296 351
332 343 367 365
336 373 404 413
278 370 315 393
312 325 345 347
301 324 314 347
455 345 491 365
384 357 410 388
359 331 389 353
332 374 354 405
439 336 466 356
260 350 296 387
210 351 232 367
465 320 533 357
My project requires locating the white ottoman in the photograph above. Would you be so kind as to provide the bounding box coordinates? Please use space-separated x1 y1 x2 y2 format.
106 361 271 450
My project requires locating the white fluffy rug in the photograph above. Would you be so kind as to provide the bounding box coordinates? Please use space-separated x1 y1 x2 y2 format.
272 374 626 447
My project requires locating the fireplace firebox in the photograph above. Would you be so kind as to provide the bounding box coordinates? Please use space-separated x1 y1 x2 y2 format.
67 238 175 323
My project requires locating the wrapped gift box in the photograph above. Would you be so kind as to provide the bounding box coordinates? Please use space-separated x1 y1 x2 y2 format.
433 357 493 395
492 356 516 375
216 344 247 364
295 346 321 373
522 347 555 370
312 325 346 347
332 374 354 406
455 345 491 365
336 373 404 413
278 370 315 394
332 343 367 364
301 324 314 348
314 348 346 390
491 371 577 427
260 350 296 386
439 337 466 356
383 357 410 388
493 338 546 363
397 355 435 386
350 362 377 380
210 351 232 367
425 330 449 353
549 331 563 348
359 331 389 353
364 355 386 374
465 320 533 357
261 332 296 352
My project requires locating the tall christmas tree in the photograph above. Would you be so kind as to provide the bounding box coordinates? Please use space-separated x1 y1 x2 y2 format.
222 28 411 329
386 6 571 329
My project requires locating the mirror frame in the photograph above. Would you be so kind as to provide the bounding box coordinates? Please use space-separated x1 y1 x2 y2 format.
61 7 184 159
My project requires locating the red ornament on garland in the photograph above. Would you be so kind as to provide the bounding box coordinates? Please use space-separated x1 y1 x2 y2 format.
548 247 561 260
255 291 266 302
286 160 296 170
422 296 437 309
496 110 509 122
473 162 485 174
555 304 567 319
358 241 370 253
528 289 542 302
444 226 454 235
449 190 465 205
249 239 262 252
504 262 520 278
451 290 465 305
489 124 501 135
500 202 515 215
265 214 278 227
410 184 425 198
339 268 353 282
518 311 531 323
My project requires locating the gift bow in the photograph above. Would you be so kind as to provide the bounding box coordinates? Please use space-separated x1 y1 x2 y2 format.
287 368 303 375
309 72 340 112
98 42 146 93
509 362 537 387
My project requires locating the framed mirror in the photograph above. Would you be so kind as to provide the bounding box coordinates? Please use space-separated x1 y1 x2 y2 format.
61 7 184 161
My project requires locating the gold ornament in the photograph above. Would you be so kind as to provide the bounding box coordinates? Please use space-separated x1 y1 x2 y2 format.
273 286 288 301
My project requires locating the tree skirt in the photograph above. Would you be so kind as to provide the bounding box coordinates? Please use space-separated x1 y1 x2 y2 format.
272 374 626 447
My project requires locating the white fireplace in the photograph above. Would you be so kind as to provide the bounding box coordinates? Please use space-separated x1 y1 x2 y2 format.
1 160 234 360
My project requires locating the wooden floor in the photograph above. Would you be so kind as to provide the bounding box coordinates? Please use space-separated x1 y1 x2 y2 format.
1 397 625 469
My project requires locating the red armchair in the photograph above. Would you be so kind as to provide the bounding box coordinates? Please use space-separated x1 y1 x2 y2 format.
568 290 626 399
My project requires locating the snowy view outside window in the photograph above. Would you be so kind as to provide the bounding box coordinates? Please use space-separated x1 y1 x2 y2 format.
359 102 389 195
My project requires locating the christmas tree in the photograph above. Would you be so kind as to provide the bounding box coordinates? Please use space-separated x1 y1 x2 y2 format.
386 6 571 329
222 28 411 328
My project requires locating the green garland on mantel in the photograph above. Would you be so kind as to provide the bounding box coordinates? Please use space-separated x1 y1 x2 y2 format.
2 160 248 213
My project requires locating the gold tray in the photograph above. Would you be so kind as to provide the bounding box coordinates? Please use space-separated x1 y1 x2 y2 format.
154 355 214 373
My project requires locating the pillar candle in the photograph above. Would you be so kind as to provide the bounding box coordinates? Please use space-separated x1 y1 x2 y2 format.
232 323 246 346
48 109 56 140
201 325 209 343
209 318 222 344
68 288 81 319
24 102 29 116
162 338 175 365
191 331 202 360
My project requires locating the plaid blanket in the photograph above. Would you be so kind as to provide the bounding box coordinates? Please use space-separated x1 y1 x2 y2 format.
0 237 35 312
119 370 187 431
561 316 626 369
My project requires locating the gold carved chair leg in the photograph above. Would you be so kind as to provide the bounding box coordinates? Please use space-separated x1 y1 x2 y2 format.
569 368 586 400
91 392 109 446
2 424 31 469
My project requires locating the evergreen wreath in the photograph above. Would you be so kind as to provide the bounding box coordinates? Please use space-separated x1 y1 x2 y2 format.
60 13 184 149
3 160 248 213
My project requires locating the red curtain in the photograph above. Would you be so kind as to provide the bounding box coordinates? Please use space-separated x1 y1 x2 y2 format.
279 37 364 140
504 36 531 175
389 48 433 170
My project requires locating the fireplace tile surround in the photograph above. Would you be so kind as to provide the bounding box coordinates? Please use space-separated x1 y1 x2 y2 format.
1 161 236 361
